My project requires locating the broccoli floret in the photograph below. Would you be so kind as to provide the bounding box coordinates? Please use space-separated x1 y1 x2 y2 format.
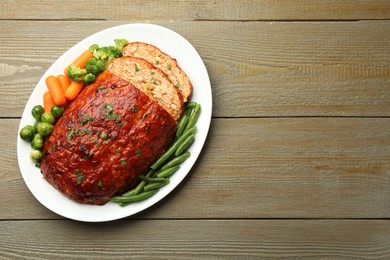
89 44 99 53
91 46 122 64
67 65 87 82
81 73 96 85
114 39 129 51
86 58 105 75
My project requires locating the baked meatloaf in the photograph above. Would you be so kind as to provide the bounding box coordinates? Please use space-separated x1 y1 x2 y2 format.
122 42 192 103
40 70 177 205
107 56 184 121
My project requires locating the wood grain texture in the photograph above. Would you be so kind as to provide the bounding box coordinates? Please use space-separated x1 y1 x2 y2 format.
5 118 390 219
1 20 389 118
1 220 390 259
1 2 390 258
0 1 389 20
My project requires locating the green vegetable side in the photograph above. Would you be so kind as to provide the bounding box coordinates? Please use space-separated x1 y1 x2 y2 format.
20 106 58 164
67 39 128 85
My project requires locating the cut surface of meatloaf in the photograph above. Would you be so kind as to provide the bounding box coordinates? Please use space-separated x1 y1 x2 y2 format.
40 70 177 205
107 56 184 121
122 42 192 103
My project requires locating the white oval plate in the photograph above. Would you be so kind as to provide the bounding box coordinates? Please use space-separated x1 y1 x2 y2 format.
17 23 212 222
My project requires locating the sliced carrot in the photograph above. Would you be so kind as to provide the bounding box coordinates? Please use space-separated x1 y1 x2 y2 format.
64 50 93 75
45 75 67 106
65 81 84 101
43 91 55 113
57 74 71 92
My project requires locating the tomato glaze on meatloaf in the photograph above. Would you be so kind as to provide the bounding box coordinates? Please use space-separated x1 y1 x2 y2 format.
40 70 177 205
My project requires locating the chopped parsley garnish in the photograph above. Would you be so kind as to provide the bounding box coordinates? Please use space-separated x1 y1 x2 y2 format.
167 63 171 70
101 132 108 139
116 121 125 126
135 63 139 72
83 128 90 135
107 113 119 121
104 140 110 144
135 150 142 156
75 128 82 136
156 60 160 65
151 71 155 75
51 144 56 151
96 85 105 93
151 78 157 85
79 115 94 126
98 181 103 188
104 104 114 112
132 107 139 113
176 82 181 88
75 169 84 184
120 159 127 166
67 127 75 140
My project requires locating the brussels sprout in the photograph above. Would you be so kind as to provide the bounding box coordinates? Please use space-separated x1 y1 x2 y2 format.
31 105 44 120
51 106 64 119
19 125 35 142
33 120 42 134
30 150 42 163
41 112 55 124
37 122 53 136
31 133 44 150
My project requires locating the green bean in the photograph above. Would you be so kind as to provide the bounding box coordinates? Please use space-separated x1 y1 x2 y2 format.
111 189 159 204
186 102 199 110
150 126 196 170
121 180 146 197
184 103 200 133
161 152 191 171
122 170 154 196
179 126 197 141
175 134 195 156
156 165 180 178
138 175 166 183
175 114 189 138
143 179 169 192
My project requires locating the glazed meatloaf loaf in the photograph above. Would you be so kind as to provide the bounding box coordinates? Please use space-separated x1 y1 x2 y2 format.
122 42 193 103
107 56 184 121
40 70 178 205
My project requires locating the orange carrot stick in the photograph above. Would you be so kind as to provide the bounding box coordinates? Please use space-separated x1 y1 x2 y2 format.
43 91 55 113
65 81 84 101
57 74 71 92
64 50 93 75
45 75 67 106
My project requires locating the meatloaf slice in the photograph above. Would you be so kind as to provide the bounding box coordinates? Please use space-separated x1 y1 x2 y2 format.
40 70 177 205
123 42 193 103
107 56 184 121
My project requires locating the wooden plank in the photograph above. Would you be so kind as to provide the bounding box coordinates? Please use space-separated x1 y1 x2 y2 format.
1 20 389 118
0 1 389 20
4 118 390 219
1 220 390 258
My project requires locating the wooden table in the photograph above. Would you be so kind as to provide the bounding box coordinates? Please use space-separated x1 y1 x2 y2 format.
1 1 390 258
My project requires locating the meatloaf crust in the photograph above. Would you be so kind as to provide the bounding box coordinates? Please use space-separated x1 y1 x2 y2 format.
123 42 193 103
40 71 177 205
